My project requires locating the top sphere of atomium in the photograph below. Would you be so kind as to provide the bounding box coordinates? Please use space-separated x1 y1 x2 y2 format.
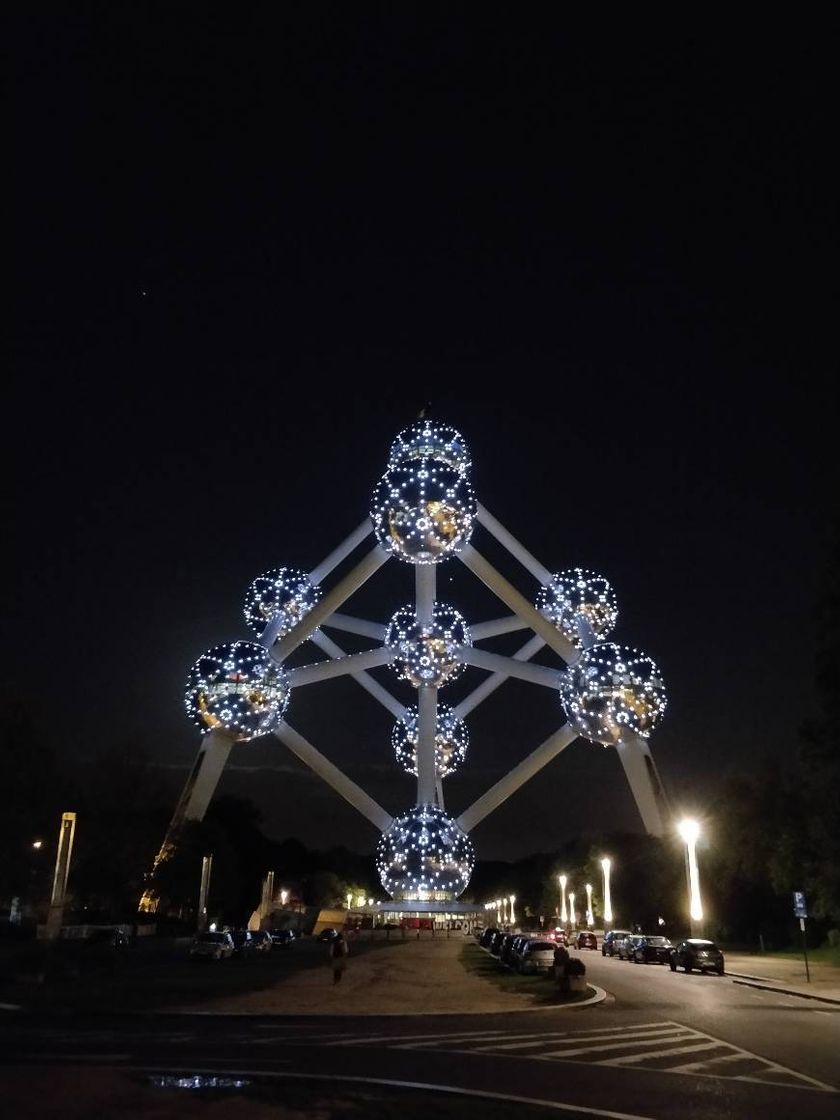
387 421 471 475
371 458 476 564
536 568 618 648
185 640 290 741
559 641 667 746
243 567 321 640
385 603 472 688
376 805 475 901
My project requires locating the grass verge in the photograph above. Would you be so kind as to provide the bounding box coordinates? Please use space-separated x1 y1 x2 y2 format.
458 942 593 1005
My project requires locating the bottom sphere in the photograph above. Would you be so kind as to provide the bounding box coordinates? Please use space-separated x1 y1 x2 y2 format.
377 805 474 901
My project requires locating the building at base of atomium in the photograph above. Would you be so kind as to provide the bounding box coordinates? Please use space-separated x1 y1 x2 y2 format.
141 420 670 915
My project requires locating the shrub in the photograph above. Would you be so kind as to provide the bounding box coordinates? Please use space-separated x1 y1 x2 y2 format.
826 928 840 949
565 957 586 977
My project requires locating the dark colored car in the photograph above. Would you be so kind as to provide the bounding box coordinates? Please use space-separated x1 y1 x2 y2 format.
632 935 673 964
602 929 632 957
269 929 296 947
479 927 498 949
669 938 725 975
249 929 272 952
230 929 259 956
575 931 598 950
489 930 507 956
318 928 338 942
549 929 568 945
189 930 235 961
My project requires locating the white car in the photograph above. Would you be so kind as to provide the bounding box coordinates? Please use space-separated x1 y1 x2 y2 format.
516 939 557 973
189 930 235 961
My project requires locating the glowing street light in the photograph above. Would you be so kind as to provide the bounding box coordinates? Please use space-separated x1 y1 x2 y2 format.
346 892 353 910
569 891 576 927
495 898 502 923
509 894 516 924
558 874 568 923
32 840 43 850
280 889 289 907
600 857 613 929
585 883 594 928
678 818 704 936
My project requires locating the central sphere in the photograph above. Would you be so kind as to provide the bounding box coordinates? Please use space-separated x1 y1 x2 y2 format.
184 641 290 741
376 805 475 901
385 603 471 687
392 704 468 778
371 458 476 564
243 567 321 641
559 642 667 746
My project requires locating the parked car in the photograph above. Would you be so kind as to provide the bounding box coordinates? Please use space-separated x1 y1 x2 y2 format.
318 928 338 942
489 930 507 956
230 929 259 957
669 938 725 975
602 929 632 957
617 933 642 960
516 939 557 974
269 929 296 948
479 927 498 949
189 930 235 961
575 931 598 951
249 930 273 952
631 935 673 964
498 932 519 966
549 929 568 945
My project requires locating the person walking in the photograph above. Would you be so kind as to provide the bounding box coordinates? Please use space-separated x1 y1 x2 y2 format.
329 930 349 985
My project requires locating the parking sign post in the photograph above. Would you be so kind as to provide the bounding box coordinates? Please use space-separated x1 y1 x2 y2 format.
793 891 810 982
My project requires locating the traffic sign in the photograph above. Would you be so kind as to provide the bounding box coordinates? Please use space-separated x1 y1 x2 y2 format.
793 891 808 918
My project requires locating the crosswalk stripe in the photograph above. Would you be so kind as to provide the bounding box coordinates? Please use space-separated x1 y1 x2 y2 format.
330 1029 509 1047
601 1041 725 1066
539 1031 696 1059
463 1027 689 1054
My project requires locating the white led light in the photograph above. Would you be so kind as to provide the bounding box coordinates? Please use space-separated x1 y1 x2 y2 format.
559 641 667 745
385 603 472 688
184 641 290 741
243 567 321 640
392 704 468 778
376 805 475 901
536 568 618 647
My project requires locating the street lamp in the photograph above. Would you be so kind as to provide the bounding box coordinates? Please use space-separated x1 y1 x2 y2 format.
569 891 576 929
509 894 516 925
280 888 289 908
558 874 568 923
600 857 613 930
585 883 594 928
678 818 704 936
346 892 352 910
32 840 43 850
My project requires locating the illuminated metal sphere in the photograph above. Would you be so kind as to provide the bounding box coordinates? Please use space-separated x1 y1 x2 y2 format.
559 642 667 746
376 805 475 901
387 421 471 474
392 704 469 778
536 568 618 647
184 641 290 741
243 567 321 640
385 603 471 687
371 459 476 564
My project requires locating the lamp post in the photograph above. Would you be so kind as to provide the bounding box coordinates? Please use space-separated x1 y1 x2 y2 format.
280 888 289 908
495 898 502 924
585 883 594 928
558 874 568 924
600 857 613 932
509 894 516 925
678 818 704 937
569 891 576 930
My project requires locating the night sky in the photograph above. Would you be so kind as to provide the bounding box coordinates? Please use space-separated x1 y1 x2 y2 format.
10 11 835 861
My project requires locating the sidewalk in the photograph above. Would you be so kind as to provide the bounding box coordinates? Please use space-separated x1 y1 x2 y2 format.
167 936 562 1017
723 951 840 1005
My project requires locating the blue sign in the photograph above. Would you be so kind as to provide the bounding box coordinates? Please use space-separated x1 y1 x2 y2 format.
793 891 807 919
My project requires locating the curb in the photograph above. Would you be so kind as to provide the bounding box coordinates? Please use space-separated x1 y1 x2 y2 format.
731 978 840 1006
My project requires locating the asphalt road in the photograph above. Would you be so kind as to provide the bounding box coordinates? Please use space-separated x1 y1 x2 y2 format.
1 948 838 1119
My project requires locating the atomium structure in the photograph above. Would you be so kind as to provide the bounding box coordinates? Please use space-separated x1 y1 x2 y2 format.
142 420 671 910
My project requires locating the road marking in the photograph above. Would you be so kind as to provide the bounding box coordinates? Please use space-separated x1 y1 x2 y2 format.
337 1017 837 1093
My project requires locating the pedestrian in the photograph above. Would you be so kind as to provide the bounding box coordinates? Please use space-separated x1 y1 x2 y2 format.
329 930 349 985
